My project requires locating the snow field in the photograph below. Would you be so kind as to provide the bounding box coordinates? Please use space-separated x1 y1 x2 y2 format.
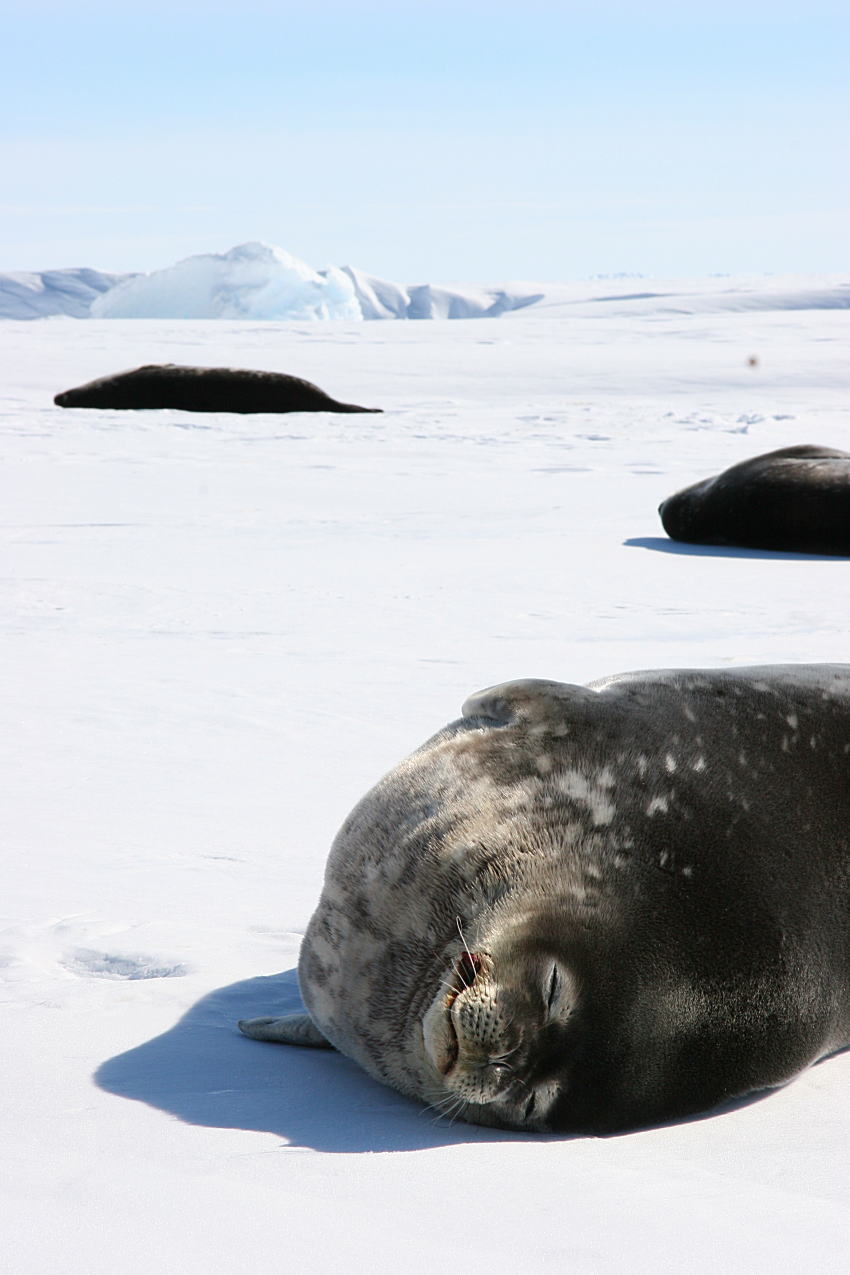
1 302 848 1272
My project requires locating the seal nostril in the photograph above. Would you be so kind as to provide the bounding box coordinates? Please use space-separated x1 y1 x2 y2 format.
457 951 482 986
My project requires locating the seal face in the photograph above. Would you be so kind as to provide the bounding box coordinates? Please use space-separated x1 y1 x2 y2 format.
53 364 382 414
658 445 850 555
239 666 850 1133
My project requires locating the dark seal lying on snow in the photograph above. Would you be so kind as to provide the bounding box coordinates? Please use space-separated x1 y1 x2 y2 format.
240 665 850 1134
53 364 382 415
658 445 850 555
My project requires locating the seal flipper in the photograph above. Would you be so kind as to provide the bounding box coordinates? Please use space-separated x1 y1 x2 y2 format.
238 1014 333 1048
462 679 599 733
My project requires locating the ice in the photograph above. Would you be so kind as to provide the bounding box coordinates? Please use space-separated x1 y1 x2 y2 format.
4 240 846 321
87 242 551 321
339 264 412 319
0 266 132 319
340 265 545 319
90 241 363 321
1 297 848 1272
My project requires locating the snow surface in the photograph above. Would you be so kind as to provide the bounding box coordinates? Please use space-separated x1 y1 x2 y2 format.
5 240 848 322
2 297 849 1272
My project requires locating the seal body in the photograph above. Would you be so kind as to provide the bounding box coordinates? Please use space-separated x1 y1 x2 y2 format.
53 364 382 414
240 666 850 1133
658 445 850 555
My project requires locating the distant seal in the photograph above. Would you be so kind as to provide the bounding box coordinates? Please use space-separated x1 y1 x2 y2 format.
658 445 850 555
240 665 850 1134
53 364 382 414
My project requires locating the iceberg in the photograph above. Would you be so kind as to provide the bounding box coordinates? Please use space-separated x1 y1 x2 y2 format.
91 242 364 321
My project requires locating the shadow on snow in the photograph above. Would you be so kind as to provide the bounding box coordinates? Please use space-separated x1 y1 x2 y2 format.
94 968 533 1153
624 536 850 561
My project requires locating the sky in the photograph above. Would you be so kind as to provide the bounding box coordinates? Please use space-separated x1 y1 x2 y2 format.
2 0 848 280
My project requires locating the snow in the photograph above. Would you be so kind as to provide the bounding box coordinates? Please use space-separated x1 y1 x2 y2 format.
1 295 848 1272
4 239 847 321
0 266 132 319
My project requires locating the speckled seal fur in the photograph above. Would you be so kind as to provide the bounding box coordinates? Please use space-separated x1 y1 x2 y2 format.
240 666 850 1133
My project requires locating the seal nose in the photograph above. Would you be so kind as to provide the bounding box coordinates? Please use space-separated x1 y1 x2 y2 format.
456 951 482 987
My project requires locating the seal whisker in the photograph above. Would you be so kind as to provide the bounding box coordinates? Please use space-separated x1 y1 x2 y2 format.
419 1083 468 1125
438 1095 471 1126
455 915 472 955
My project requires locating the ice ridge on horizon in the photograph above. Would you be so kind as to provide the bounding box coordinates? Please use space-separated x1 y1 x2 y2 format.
1 241 848 321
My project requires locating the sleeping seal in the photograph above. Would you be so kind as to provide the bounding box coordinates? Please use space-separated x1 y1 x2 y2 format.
240 665 850 1134
53 364 382 414
658 445 850 555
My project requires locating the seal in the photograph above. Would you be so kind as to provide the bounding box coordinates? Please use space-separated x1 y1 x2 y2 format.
53 364 382 415
239 665 850 1134
658 445 850 555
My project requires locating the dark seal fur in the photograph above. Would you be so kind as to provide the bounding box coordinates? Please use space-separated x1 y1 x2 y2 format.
54 363 382 415
240 665 850 1134
658 445 850 555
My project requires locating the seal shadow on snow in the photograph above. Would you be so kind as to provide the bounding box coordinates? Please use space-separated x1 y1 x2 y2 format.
94 969 529 1153
623 536 850 562
94 969 787 1152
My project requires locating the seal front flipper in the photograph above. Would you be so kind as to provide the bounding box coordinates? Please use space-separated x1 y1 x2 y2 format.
462 679 600 734
238 1014 333 1048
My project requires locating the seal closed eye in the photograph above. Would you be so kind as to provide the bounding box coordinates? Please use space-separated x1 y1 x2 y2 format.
239 664 850 1134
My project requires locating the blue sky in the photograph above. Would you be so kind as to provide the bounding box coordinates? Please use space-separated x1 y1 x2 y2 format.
3 0 847 279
